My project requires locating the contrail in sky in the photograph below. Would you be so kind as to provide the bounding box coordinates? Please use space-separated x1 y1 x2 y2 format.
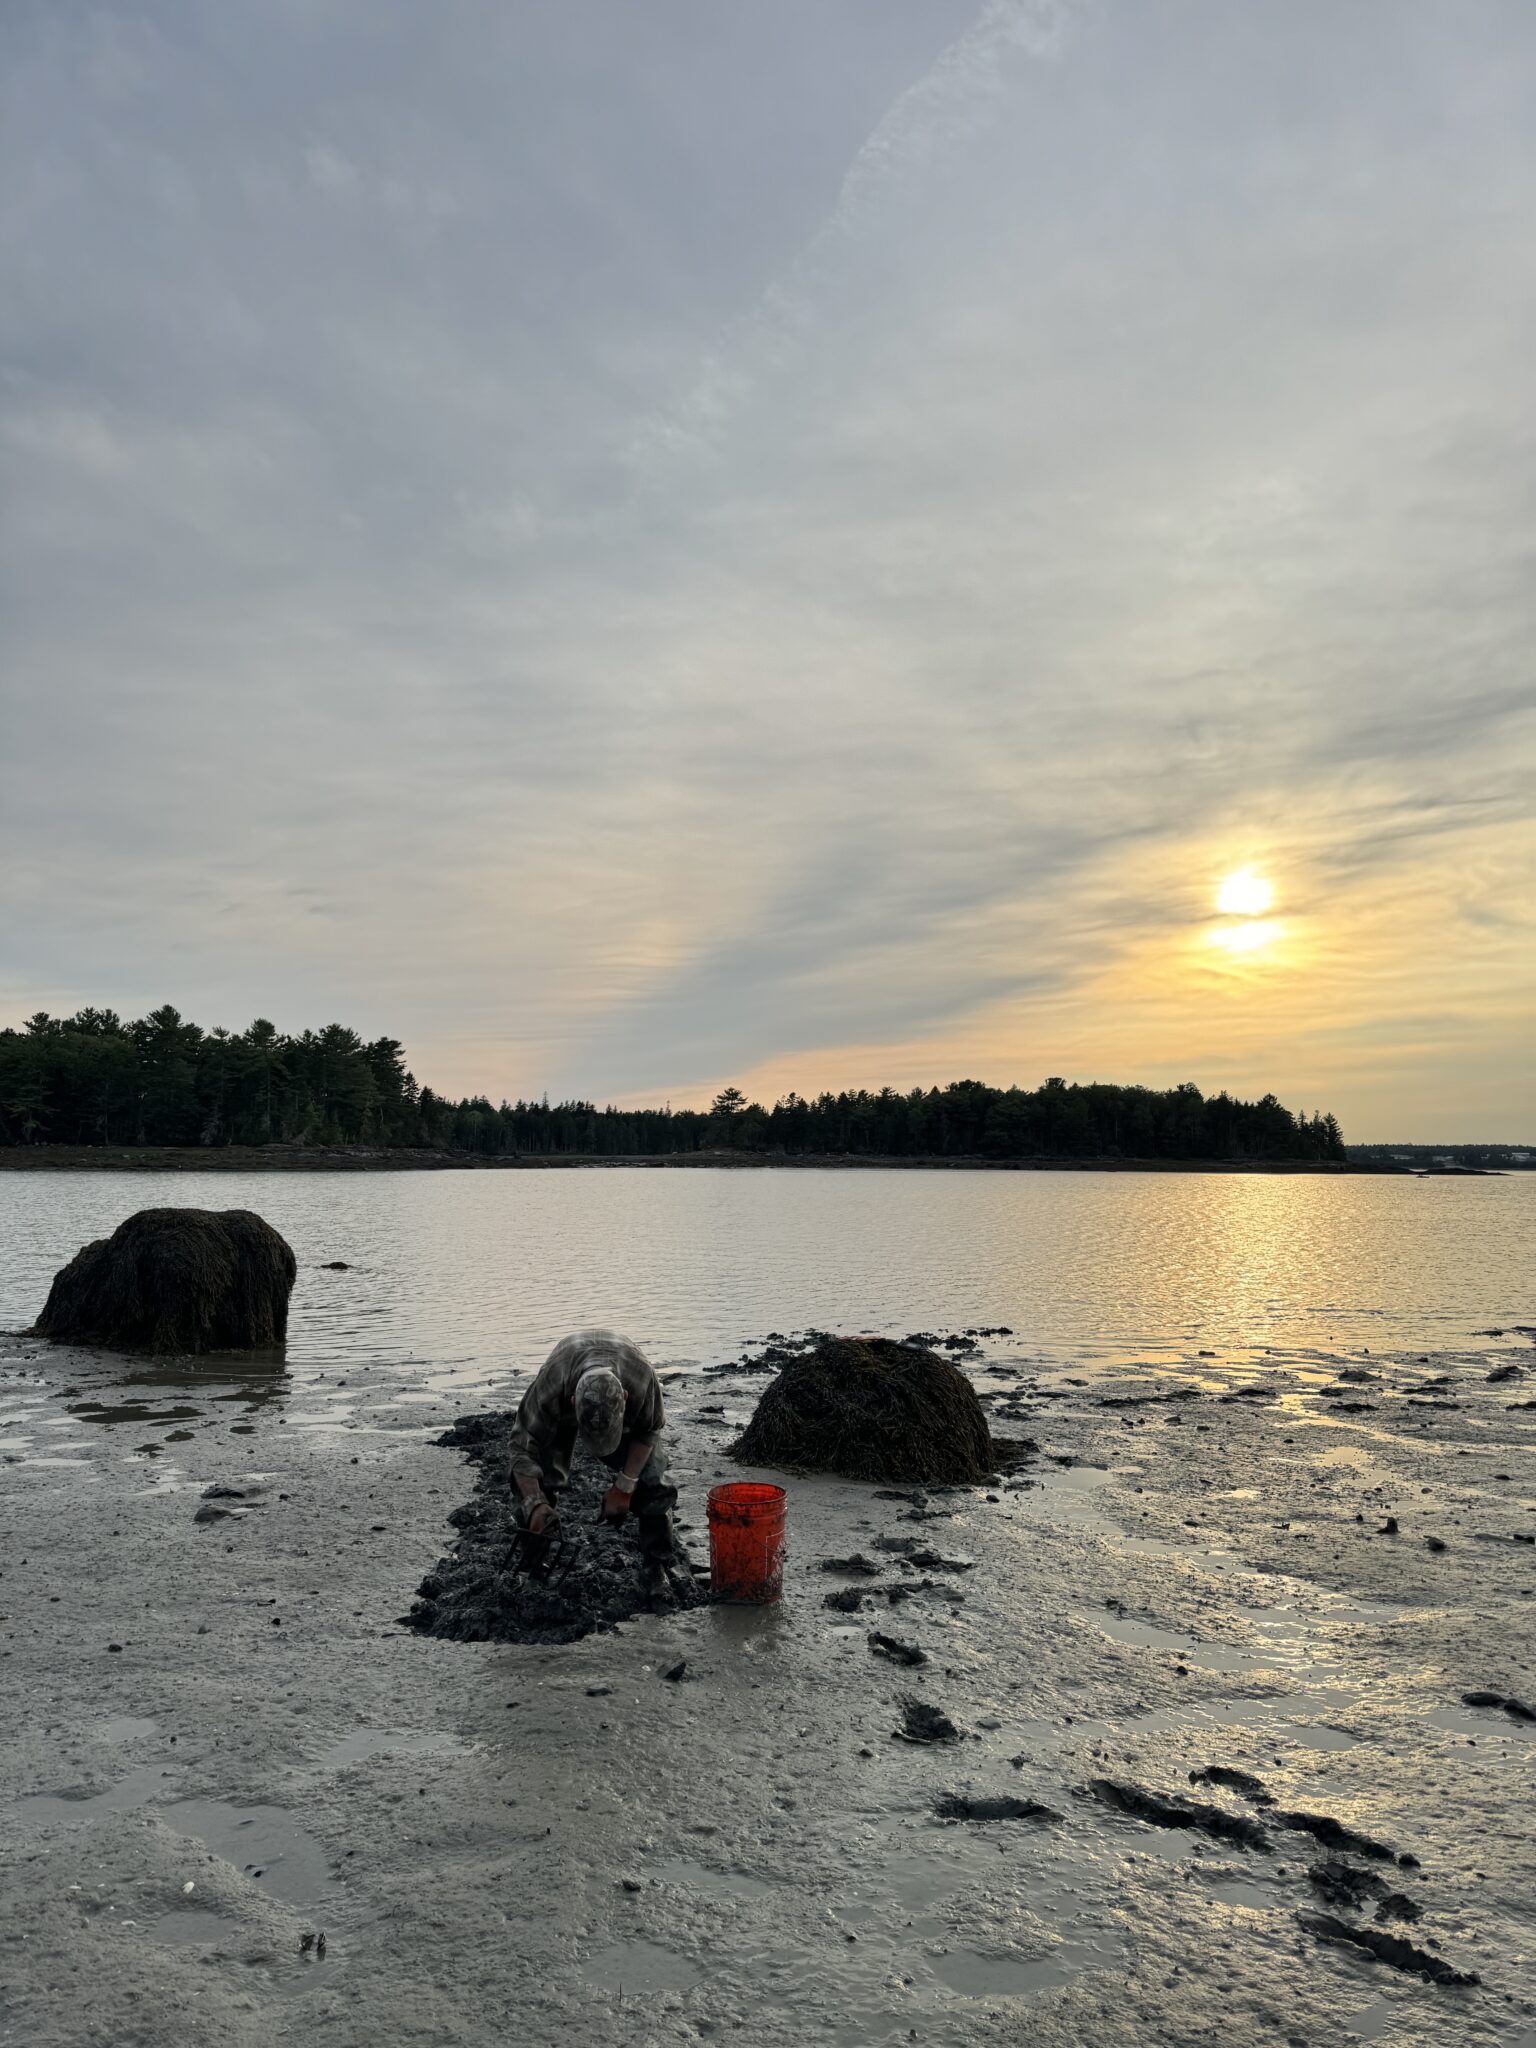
636 0 1076 475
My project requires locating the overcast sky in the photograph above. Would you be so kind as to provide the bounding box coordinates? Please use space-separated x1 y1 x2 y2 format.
2 1 1532 1140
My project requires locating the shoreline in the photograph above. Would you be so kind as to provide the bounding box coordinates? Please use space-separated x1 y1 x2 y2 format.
0 1145 1417 1175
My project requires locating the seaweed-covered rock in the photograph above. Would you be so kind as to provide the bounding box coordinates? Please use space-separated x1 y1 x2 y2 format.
727 1336 995 1485
32 1207 296 1354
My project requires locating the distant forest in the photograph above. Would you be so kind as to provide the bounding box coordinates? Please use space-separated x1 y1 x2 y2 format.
0 1006 1347 1162
1348 1142 1533 1171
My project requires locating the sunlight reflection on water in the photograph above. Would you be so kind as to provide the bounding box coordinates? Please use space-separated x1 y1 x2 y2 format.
0 1168 1530 1401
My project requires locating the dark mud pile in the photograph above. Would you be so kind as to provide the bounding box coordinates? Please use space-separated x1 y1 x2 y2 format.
406 1411 709 1646
32 1207 296 1354
1083 1771 1493 1983
727 1335 998 1484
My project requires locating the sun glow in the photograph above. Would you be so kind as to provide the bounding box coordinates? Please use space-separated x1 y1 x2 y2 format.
1216 868 1274 917
1211 918 1280 954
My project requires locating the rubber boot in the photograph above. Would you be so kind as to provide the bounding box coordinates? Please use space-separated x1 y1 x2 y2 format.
638 1508 676 1564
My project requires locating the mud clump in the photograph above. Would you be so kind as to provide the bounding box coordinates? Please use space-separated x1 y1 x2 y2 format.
1307 1859 1421 1921
895 1694 961 1744
1189 1766 1274 1806
1274 1810 1396 1861
1097 1386 1202 1409
32 1207 296 1354
824 1586 870 1613
868 1631 927 1667
1297 1912 1479 1987
406 1410 708 1646
1461 1689 1536 1723
935 1793 1059 1823
727 1336 996 1485
1089 1778 1272 1850
905 1547 974 1572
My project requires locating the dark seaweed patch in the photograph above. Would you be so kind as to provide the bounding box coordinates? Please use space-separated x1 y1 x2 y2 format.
1297 1913 1478 1987
1088 1779 1271 1850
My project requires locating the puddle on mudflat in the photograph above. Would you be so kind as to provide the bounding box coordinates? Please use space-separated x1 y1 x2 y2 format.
1324 1598 1412 1625
206 1384 288 1409
1348 1996 1401 2041
1124 1836 1284 1901
1094 1610 1272 1674
649 1857 778 1901
161 1799 332 1906
19 1764 177 1824
925 1940 1098 1999
1035 1465 1238 1570
1428 1704 1536 1740
318 1728 464 1768
1280 1721 1362 1751
1203 1875 1280 1911
148 1908 231 1946
994 1689 1363 1764
582 1938 700 1996
1096 1612 1188 1651
1132 1695 1363 1748
1189 1644 1277 1674
100 1715 158 1745
70 1402 204 1428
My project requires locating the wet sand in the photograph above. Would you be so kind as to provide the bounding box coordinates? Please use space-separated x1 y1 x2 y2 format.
2 1326 1533 2047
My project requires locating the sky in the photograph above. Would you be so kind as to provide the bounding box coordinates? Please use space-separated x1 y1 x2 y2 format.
2 1 1533 1142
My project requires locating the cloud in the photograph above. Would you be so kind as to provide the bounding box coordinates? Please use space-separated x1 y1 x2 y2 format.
1 1 1533 1138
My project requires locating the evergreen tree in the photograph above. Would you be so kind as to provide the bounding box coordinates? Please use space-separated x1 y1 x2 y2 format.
0 1005 1347 1162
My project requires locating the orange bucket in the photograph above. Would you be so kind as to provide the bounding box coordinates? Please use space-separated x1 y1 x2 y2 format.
707 1482 787 1603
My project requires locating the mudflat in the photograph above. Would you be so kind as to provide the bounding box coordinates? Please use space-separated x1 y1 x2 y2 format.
3 1327 1533 2048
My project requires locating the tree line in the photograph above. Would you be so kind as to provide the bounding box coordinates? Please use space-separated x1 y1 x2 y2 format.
0 1006 1346 1162
1347 1142 1532 1171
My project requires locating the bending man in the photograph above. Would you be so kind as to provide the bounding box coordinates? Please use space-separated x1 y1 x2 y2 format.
506 1328 677 1577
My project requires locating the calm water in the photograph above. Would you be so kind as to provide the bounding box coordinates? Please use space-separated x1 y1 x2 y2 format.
1 1169 1530 1402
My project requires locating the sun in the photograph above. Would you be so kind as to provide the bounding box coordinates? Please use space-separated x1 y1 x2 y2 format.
1215 868 1273 918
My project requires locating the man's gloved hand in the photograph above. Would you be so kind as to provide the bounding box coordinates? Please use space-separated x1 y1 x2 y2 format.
522 1498 560 1539
602 1485 632 1525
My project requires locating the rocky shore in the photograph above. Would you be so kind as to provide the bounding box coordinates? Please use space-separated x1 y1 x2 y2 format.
0 1147 1410 1175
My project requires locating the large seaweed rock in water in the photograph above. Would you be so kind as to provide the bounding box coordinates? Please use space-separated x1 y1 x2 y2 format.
728 1336 995 1485
33 1207 297 1354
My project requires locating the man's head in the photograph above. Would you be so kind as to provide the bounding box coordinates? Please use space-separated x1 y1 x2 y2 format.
573 1367 625 1456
